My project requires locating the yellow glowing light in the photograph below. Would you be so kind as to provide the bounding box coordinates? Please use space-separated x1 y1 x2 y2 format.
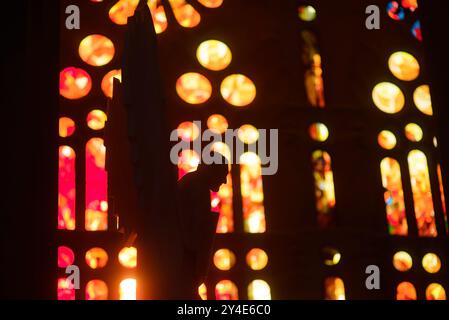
60 67 92 100
309 122 329 142
85 247 108 269
79 34 115 67
177 121 200 141
197 40 232 71
221 74 256 107
393 251 413 272
372 82 405 114
178 149 200 179
298 5 316 21
238 124 259 144
147 0 168 34
215 280 238 300
207 114 228 134
248 280 271 300
323 247 341 266
211 142 231 162
59 117 75 138
426 283 446 300
176 72 212 104
388 51 420 81
169 0 201 28
109 0 139 25
87 110 107 130
213 249 236 271
198 0 223 8
246 248 268 270
198 283 207 300
119 278 137 300
396 282 417 300
378 130 397 150
325 277 345 300
85 280 108 300
413 85 433 116
404 123 423 142
101 69 122 98
422 253 441 273
118 246 137 268
61 146 74 159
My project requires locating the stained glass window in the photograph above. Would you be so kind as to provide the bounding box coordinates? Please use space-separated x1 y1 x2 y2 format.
312 150 336 227
58 146 76 230
324 277 345 300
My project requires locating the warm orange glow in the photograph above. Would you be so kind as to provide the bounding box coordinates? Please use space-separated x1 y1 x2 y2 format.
85 138 108 231
87 110 107 130
207 114 228 134
309 122 329 142
108 0 139 25
58 278 75 300
119 278 137 300
393 251 412 272
298 5 316 21
58 146 76 230
426 283 446 300
248 280 271 300
238 124 259 144
240 152 266 233
177 121 200 141
177 149 200 179
118 246 137 268
198 0 223 8
312 150 336 227
86 280 108 300
168 0 201 28
413 84 433 116
79 34 115 67
101 69 122 98
60 67 92 100
58 246 75 268
59 117 75 138
324 277 345 300
215 280 238 300
148 0 168 34
422 253 441 273
404 123 423 142
221 74 256 107
396 282 417 300
246 248 268 270
380 157 408 235
378 130 397 150
408 150 437 237
176 72 212 104
198 283 207 300
197 40 232 71
213 249 236 271
85 247 108 269
372 82 405 114
388 51 420 81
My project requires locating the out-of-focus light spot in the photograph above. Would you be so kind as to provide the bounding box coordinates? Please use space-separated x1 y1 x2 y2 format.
59 146 76 230
298 5 316 21
177 121 200 141
60 67 92 100
324 277 345 300
119 278 137 300
215 280 238 300
323 247 341 266
86 280 108 300
197 40 232 71
207 114 228 134
79 34 115 67
387 1 405 20
393 251 413 272
378 130 397 150
309 122 329 142
246 248 268 270
85 247 108 269
101 69 122 98
411 20 422 41
422 253 441 273
426 283 446 300
401 0 418 11
312 150 336 227
221 74 256 107
388 51 420 81
248 280 271 300
213 249 236 271
396 282 417 300
178 149 200 179
238 124 259 144
372 82 405 114
58 277 75 300
59 117 75 138
58 246 75 268
197 0 223 8
169 0 201 28
147 0 168 34
118 246 137 268
109 0 139 25
413 85 433 116
87 110 108 130
404 123 423 142
198 283 207 300
176 72 212 104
